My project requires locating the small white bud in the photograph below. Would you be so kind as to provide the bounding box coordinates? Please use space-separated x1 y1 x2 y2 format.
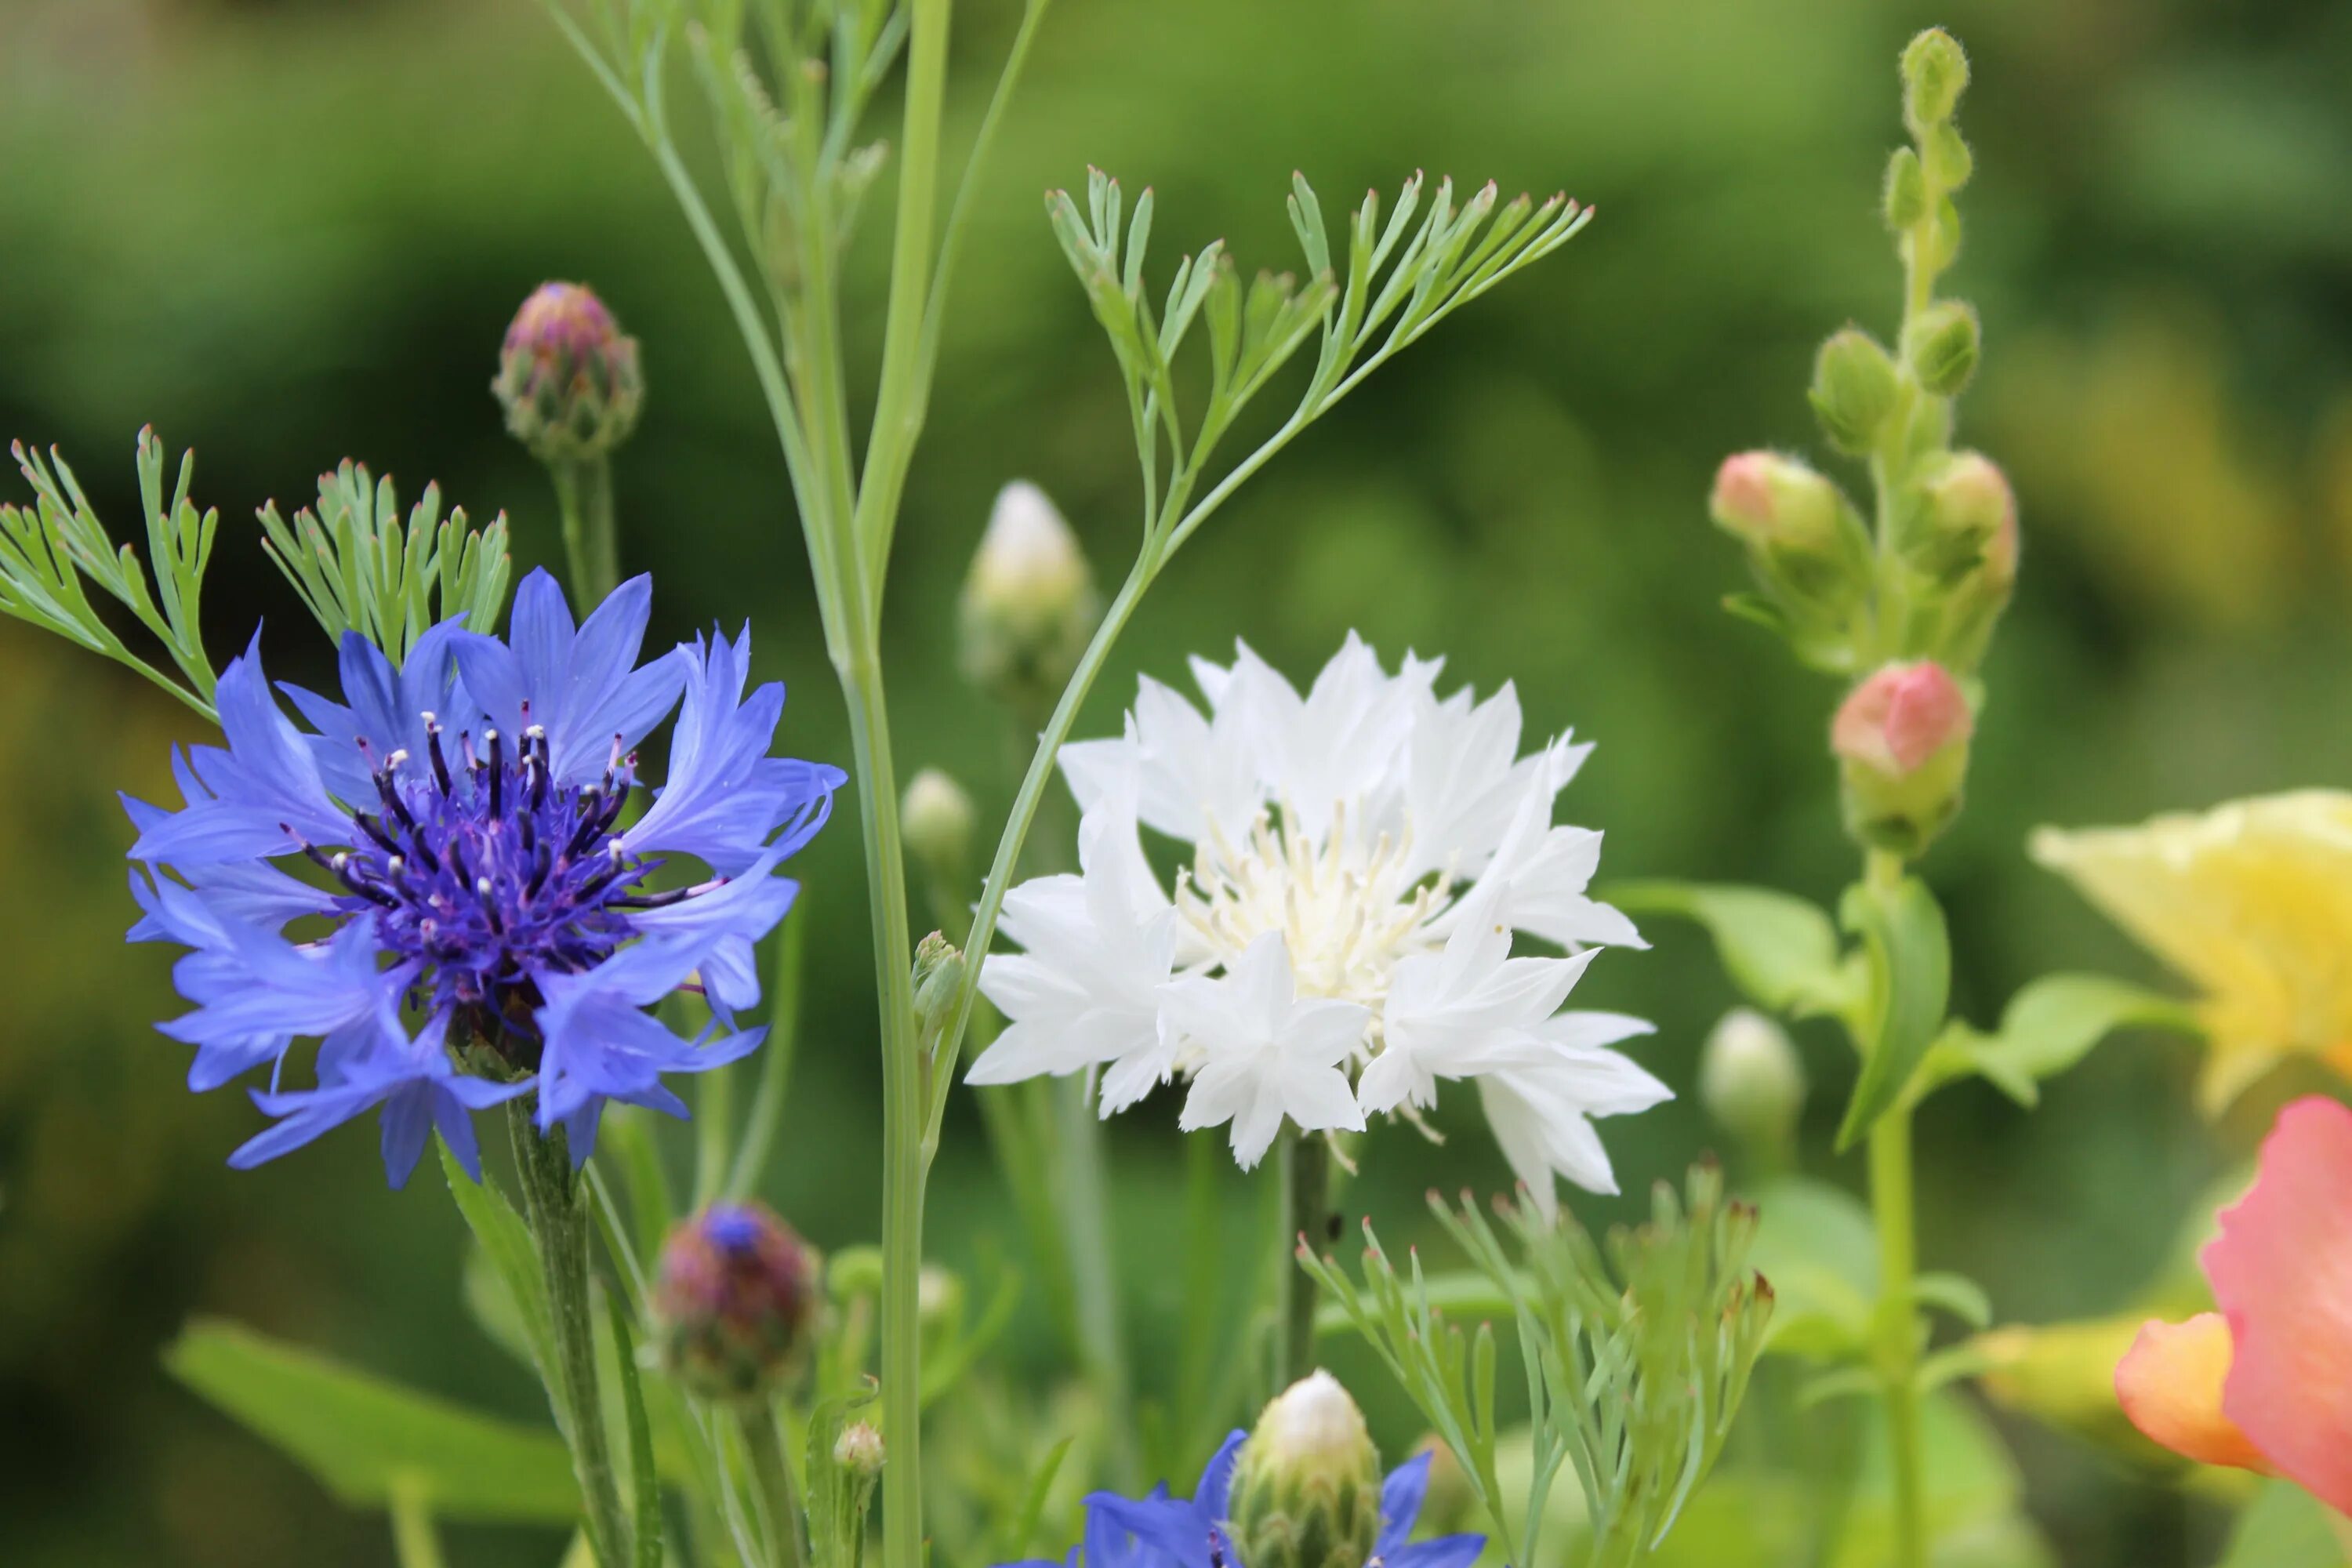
958 481 1102 711
1699 1008 1806 1160
902 768 975 880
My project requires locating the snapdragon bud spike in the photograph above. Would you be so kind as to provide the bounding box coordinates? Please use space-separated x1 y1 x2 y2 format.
653 1202 821 1405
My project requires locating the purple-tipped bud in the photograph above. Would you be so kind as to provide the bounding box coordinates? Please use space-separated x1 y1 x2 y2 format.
653 1201 818 1403
492 282 644 463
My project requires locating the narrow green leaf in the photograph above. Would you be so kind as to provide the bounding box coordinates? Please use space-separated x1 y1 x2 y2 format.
441 1142 556 1384
1835 876 1951 1150
604 1295 664 1568
165 1318 580 1523
1911 1270 1993 1330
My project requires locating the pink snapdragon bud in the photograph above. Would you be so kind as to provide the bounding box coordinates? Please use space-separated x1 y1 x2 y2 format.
1920 452 2017 585
653 1202 819 1403
1832 662 1974 856
1708 452 1842 552
493 281 644 463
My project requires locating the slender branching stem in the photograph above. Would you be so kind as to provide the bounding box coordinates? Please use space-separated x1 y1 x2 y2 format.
739 1405 813 1568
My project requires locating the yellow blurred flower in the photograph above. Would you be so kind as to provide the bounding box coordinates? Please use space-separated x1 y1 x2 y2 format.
2032 793 2352 1112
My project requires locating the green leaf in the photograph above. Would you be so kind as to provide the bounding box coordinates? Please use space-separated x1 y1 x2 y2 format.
1911 1270 1993 1330
1835 875 1951 1151
1609 880 1856 1016
164 1318 580 1523
441 1142 556 1386
604 1294 663 1568
1747 1176 1878 1359
2218 1481 2350 1568
1915 973 2198 1109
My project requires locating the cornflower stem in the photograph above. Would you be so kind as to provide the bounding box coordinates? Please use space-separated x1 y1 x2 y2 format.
389 1482 446 1568
552 456 620 605
1053 1073 1137 1477
739 1404 813 1568
1274 1128 1330 1386
510 1102 633 1568
1860 844 1925 1568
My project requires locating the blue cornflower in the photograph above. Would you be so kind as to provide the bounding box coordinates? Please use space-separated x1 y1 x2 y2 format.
1008 1434 1485 1568
123 568 844 1185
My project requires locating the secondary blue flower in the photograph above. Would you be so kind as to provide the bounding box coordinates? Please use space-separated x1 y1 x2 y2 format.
124 568 845 1182
1004 1434 1483 1568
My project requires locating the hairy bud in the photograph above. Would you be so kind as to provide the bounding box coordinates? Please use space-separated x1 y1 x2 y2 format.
492 282 644 463
1809 329 1900 456
902 768 975 883
1699 1009 1806 1162
1831 662 1975 857
1229 1372 1385 1568
1918 452 2017 583
834 1421 886 1477
1901 28 1969 131
912 931 966 1048
1882 147 1928 231
654 1203 820 1404
959 481 1102 713
1904 301 1981 398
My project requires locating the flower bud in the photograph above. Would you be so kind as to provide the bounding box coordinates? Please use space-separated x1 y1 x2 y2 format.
958 481 1102 713
902 768 975 884
1699 1008 1806 1161
1901 28 1969 131
1882 147 1927 231
653 1202 820 1404
1923 122 1974 191
1831 661 1975 857
1809 329 1900 456
1903 300 1980 399
912 931 965 1047
1918 452 2016 585
1229 1372 1385 1568
492 282 644 464
1408 1436 1477 1536
1709 452 1842 553
833 1420 886 1478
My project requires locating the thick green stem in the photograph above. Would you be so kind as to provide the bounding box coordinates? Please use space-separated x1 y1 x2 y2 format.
1869 1102 1926 1568
510 1102 633 1567
553 457 619 605
739 1406 813 1568
389 1483 447 1568
1274 1129 1329 1387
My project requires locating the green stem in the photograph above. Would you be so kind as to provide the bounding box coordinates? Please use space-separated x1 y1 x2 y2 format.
510 1102 633 1567
739 1405 813 1568
389 1483 447 1568
1054 1074 1137 1480
553 457 619 604
1274 1129 1329 1387
1869 1105 1926 1568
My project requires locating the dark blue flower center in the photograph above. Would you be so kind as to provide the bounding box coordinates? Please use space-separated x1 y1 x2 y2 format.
299 713 686 1051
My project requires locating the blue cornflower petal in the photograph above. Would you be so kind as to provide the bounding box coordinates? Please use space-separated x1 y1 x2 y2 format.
230 1011 530 1186
622 625 845 875
155 918 409 1076
122 759 341 939
132 637 348 864
1376 1450 1432 1560
280 622 472 805
1388 1534 1486 1568
452 570 686 785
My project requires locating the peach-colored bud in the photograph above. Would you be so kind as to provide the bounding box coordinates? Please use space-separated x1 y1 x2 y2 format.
1709 452 1842 550
1922 452 2016 583
1832 662 1972 777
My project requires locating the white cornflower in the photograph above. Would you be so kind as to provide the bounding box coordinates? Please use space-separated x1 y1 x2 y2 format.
967 634 1667 1206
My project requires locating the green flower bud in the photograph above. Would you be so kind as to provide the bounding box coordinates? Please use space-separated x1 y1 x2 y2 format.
912 931 966 1046
653 1203 820 1405
1923 122 1974 191
1699 1008 1806 1162
902 768 975 884
1916 452 2016 581
833 1421 886 1478
959 481 1102 713
1901 28 1969 132
1831 661 1975 858
1882 147 1927 231
1229 1372 1385 1568
1904 301 1980 398
1809 329 1900 455
1709 451 1843 553
492 282 644 463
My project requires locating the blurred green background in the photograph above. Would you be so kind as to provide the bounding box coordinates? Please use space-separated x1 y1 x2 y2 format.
5 0 2351 1563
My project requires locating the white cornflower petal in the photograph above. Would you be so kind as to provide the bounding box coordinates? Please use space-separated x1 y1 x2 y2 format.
1167 933 1367 1169
973 633 1660 1179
